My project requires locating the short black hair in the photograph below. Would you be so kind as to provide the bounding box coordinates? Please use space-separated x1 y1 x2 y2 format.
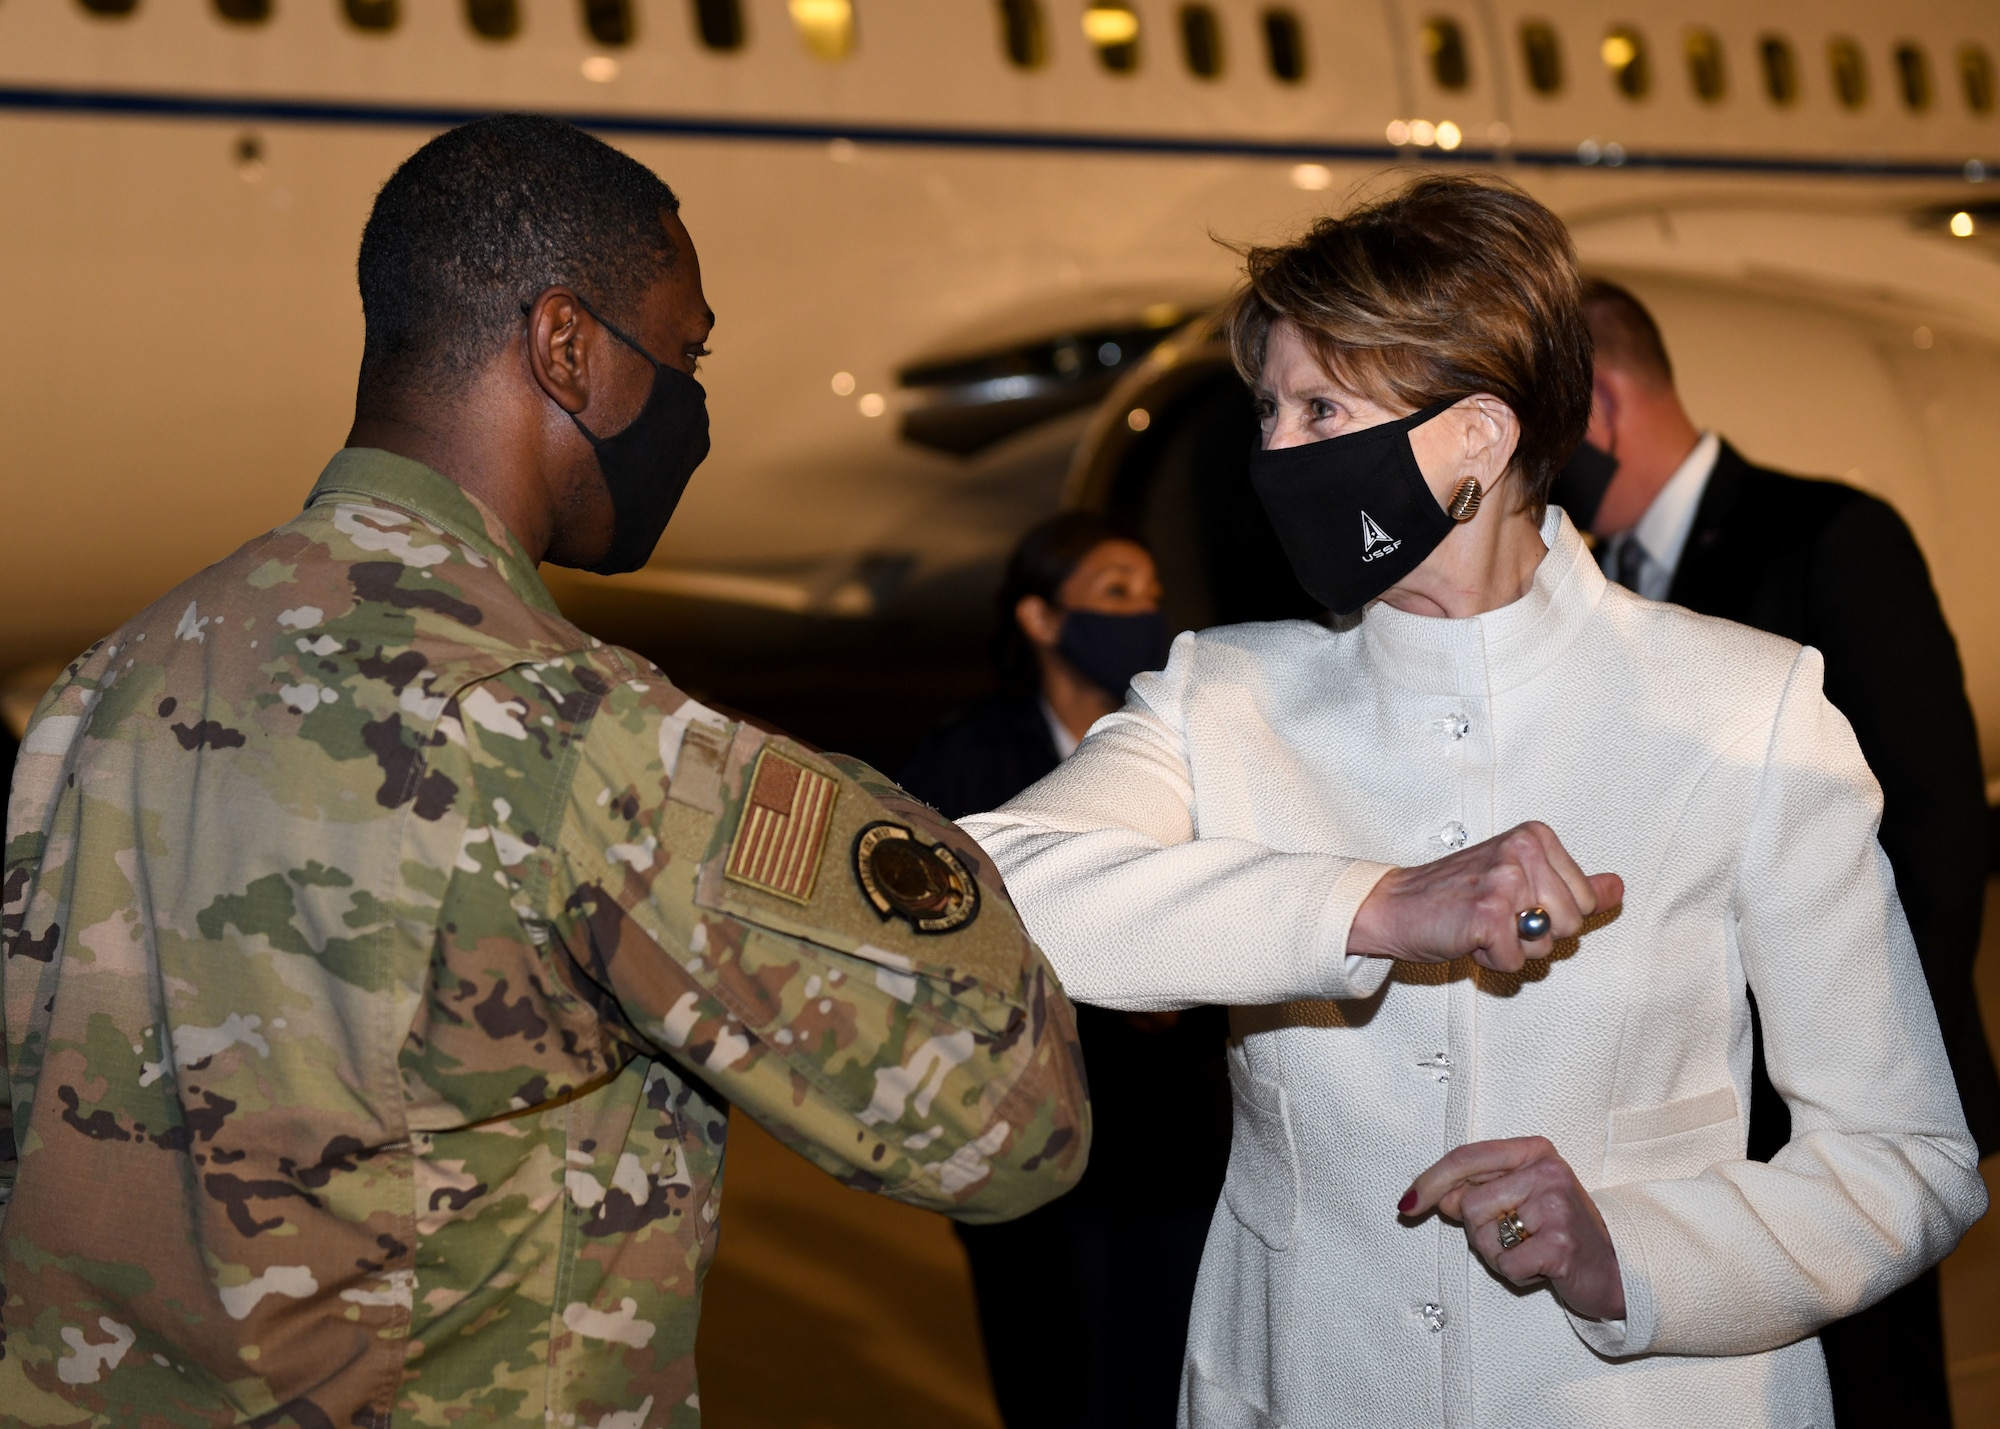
355 114 679 404
995 511 1149 692
1581 278 1675 389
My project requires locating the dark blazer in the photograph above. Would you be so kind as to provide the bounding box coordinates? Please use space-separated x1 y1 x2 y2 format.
1669 440 1999 1158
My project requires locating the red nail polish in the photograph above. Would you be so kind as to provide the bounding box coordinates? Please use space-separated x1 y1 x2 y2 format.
1397 1189 1417 1214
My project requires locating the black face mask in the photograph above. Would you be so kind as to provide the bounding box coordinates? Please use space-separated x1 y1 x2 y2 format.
564 296 712 577
1550 438 1619 533
1056 609 1171 697
1247 397 1464 617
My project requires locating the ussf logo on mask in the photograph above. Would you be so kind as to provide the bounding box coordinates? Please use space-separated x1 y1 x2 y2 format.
1360 511 1401 563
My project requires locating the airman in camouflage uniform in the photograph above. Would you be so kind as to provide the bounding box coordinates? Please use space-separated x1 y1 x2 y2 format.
0 120 1088 1427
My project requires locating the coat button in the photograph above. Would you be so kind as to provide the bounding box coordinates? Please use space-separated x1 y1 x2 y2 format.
1422 1302 1447 1333
1447 714 1470 740
1417 1051 1452 1082
1439 821 1468 850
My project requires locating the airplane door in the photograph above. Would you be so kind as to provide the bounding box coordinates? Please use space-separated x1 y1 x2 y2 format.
1383 0 1512 151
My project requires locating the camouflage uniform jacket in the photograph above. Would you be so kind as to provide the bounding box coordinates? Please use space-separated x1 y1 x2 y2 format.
0 449 1089 1427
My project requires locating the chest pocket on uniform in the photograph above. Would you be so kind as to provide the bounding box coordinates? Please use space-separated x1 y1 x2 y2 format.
1223 1067 1302 1252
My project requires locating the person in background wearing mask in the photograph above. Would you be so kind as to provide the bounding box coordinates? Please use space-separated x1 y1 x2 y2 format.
901 512 1231 1429
1553 278 1998 1428
0 115 1088 1424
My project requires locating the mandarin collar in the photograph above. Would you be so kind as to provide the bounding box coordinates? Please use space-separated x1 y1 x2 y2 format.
304 447 563 618
1359 506 1606 697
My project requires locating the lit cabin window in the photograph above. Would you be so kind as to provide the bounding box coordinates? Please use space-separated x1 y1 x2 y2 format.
1422 18 1472 91
1894 42 1933 112
1180 5 1223 79
1520 21 1563 95
1084 3 1141 74
1962 44 1996 115
344 0 397 31
997 0 1045 68
1684 28 1725 103
694 0 746 50
1760 35 1800 106
77 0 137 14
1263 10 1305 82
215 0 272 22
1602 26 1648 99
1828 38 1866 110
466 0 518 40
790 0 855 59
583 0 634 46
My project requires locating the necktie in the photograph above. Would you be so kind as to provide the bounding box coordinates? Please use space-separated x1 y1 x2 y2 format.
1615 536 1647 593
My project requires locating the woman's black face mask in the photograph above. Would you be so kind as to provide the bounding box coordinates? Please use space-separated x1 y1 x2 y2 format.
564 295 712 577
1056 609 1171 698
1247 397 1464 617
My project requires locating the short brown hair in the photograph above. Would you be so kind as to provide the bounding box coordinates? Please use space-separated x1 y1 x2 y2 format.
1580 278 1674 388
1223 174 1592 515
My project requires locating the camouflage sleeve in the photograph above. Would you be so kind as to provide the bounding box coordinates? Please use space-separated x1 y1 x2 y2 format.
535 667 1089 1223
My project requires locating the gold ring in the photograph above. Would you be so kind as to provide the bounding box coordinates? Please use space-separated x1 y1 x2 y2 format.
1496 1209 1530 1250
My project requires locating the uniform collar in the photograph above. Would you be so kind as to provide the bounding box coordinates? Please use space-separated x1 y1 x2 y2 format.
304 447 563 618
1360 506 1607 697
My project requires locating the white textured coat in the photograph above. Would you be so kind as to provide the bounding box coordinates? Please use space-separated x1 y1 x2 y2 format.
963 511 1986 1429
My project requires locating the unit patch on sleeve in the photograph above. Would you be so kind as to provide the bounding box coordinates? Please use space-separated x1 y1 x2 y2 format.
853 821 981 935
724 746 839 904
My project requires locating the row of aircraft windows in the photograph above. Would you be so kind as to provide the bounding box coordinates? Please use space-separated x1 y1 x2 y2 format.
1433 17 1996 118
75 1 1312 82
68 1 1999 120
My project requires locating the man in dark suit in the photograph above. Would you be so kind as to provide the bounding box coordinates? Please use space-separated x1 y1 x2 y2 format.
1561 279 1998 1426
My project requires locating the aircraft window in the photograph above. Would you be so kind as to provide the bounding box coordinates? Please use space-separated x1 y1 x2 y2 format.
1084 3 1141 74
343 0 397 31
215 0 272 22
1962 45 1996 115
1422 18 1472 91
465 0 517 39
1180 5 1224 79
1684 28 1725 103
695 0 746 50
1519 22 1563 95
997 0 1045 68
583 0 634 45
1761 35 1800 106
77 0 137 13
1827 38 1866 109
1602 26 1648 100
790 0 855 59
1894 43 1933 112
1263 10 1306 83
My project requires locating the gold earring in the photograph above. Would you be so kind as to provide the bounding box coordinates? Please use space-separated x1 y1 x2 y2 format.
1447 477 1484 522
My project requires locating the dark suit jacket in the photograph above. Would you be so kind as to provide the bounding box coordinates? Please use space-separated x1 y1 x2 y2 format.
1668 440 1999 1157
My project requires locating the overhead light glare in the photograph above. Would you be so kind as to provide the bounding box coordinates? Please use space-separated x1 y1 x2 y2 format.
1126 408 1151 432
1385 119 1411 145
1409 119 1438 146
580 55 619 82
1435 120 1463 150
1601 35 1637 69
1083 6 1139 46
1950 210 1976 237
858 392 887 417
831 371 856 396
1291 162 1333 190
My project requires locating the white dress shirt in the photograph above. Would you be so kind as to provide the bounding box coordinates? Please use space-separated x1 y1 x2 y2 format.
1040 695 1081 759
964 508 1984 1429
1603 430 1720 600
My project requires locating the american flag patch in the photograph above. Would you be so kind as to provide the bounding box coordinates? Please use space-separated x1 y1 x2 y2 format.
724 748 839 904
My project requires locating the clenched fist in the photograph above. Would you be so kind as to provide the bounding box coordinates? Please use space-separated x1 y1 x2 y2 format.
1346 821 1623 974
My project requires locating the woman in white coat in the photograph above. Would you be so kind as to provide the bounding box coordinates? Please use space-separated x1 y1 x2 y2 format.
960 175 1987 1428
